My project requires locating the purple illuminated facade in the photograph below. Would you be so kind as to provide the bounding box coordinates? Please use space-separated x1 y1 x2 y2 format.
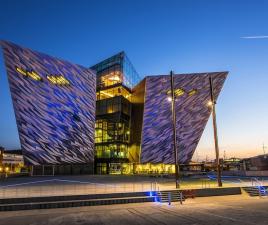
1 41 96 166
139 72 228 164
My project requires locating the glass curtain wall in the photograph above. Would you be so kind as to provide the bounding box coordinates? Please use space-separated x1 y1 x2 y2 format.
91 51 141 174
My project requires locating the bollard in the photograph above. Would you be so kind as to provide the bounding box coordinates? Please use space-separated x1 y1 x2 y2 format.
168 192 171 205
179 192 183 205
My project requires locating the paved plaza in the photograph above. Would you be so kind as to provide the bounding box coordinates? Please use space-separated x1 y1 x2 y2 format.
1 195 268 225
0 175 267 199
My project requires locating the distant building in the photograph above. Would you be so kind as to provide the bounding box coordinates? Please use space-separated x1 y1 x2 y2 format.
0 147 24 173
241 154 268 171
223 158 241 171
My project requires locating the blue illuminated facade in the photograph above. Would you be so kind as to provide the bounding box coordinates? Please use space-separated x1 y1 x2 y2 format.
1 41 96 170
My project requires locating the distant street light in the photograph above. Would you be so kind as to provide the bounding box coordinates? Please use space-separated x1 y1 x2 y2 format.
169 71 180 189
209 76 222 187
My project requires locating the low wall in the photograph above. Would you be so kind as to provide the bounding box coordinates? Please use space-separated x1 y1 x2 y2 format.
245 171 268 177
220 170 268 177
194 187 241 197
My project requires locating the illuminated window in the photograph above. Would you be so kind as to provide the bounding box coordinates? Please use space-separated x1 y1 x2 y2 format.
97 86 132 101
188 89 197 96
16 67 27 76
174 88 185 97
15 67 42 81
167 88 185 98
27 71 42 81
47 75 70 86
98 68 123 88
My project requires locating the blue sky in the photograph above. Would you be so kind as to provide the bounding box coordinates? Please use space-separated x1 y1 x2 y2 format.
0 0 268 159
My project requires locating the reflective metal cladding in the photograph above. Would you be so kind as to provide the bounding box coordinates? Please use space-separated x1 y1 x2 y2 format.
140 72 228 164
1 41 96 165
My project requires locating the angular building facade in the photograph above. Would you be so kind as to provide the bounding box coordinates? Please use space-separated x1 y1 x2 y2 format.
1 41 96 174
1 41 228 175
137 73 227 164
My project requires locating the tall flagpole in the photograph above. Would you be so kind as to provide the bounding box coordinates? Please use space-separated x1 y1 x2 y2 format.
170 71 179 188
209 76 222 187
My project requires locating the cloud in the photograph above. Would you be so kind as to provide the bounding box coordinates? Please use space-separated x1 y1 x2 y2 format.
241 36 268 39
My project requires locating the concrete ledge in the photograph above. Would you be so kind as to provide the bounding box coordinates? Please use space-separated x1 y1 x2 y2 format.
194 187 241 197
0 187 242 211
0 191 151 205
0 196 155 211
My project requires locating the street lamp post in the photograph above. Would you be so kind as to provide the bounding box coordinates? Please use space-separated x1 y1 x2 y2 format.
170 71 180 189
209 76 222 187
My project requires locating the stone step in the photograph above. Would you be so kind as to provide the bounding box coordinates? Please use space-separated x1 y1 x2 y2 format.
242 186 267 197
0 196 155 211
0 191 152 205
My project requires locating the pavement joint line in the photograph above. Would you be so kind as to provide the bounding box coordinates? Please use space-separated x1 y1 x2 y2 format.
154 205 208 224
0 179 60 188
153 201 258 221
189 208 258 225
212 202 268 215
178 207 249 224
0 179 120 188
127 207 168 225
0 179 156 188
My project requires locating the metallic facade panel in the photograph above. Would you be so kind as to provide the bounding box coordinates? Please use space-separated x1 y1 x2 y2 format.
1 41 96 165
141 72 228 164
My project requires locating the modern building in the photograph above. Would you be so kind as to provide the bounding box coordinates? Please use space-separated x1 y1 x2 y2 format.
0 147 24 173
1 41 228 175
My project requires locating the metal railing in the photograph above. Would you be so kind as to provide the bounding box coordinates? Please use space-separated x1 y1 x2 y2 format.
0 180 160 199
1 176 252 199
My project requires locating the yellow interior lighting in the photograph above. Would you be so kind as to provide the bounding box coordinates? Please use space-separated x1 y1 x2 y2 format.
167 88 185 97
108 75 120 81
16 67 27 76
47 75 70 86
188 89 197 96
27 71 42 81
174 88 185 97
100 90 114 98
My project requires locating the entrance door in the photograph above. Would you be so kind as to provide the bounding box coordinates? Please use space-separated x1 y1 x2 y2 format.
96 163 107 174
109 163 121 174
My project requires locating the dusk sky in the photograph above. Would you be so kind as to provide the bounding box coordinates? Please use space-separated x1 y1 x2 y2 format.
0 0 268 160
